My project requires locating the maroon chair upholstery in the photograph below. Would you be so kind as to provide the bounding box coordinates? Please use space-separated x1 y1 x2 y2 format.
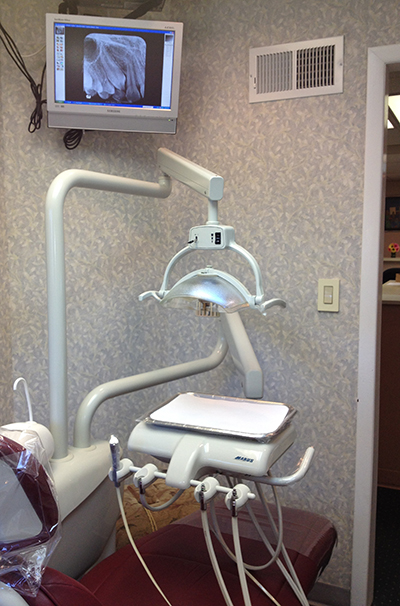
26 500 337 606
24 569 103 606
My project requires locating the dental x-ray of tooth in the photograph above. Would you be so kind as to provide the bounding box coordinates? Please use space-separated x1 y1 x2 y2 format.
83 34 146 103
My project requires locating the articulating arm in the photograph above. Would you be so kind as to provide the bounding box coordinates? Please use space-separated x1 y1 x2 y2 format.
74 324 228 448
74 311 264 447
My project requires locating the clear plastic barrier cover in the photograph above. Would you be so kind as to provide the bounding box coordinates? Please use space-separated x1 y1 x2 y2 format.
0 432 60 597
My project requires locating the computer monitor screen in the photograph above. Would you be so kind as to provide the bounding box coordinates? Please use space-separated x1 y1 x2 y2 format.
46 13 183 134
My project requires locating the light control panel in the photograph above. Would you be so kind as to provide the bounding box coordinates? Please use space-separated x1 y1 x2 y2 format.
188 225 235 250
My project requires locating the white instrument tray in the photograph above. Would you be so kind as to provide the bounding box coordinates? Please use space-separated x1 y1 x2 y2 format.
142 392 296 443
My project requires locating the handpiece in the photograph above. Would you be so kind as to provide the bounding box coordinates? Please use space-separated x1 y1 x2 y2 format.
109 435 121 487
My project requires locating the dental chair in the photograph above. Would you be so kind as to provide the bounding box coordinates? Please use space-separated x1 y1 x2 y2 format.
25 503 337 606
1 433 337 606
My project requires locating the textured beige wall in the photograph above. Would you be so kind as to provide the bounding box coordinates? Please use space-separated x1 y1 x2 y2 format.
0 194 12 427
1 0 400 591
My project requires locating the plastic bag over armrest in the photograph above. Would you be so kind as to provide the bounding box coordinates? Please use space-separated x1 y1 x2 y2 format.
0 434 60 598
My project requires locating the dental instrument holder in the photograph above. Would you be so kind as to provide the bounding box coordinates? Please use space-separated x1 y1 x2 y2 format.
130 423 296 489
139 148 286 315
111 444 315 493
127 393 303 490
116 431 314 491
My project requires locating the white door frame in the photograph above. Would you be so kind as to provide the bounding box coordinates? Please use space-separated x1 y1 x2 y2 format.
352 45 400 606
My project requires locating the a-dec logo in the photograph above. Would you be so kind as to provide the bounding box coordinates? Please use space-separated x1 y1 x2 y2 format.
234 455 254 463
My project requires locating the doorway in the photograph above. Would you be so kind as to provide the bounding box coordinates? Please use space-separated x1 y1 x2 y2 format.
353 46 400 606
373 66 400 606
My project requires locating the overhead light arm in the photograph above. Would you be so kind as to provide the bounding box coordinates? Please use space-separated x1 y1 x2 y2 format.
158 148 224 223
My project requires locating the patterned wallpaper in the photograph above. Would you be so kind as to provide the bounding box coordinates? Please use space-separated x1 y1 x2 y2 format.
0 51 13 424
1 0 400 592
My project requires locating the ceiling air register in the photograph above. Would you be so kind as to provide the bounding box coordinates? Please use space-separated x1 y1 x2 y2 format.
249 36 344 103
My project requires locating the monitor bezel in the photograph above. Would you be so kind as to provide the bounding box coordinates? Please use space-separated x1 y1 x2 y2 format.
45 13 183 134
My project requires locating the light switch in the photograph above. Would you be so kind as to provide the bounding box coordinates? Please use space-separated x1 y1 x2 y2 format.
318 279 339 312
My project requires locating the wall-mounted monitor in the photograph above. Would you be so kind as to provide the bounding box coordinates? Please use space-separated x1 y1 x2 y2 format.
45 13 183 134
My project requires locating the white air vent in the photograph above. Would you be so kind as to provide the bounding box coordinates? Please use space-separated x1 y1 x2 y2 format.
249 36 344 103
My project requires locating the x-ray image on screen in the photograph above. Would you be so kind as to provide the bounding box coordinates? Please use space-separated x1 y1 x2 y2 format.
83 34 146 104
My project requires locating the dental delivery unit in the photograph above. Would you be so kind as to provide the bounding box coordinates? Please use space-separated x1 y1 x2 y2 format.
0 149 336 606
114 391 316 606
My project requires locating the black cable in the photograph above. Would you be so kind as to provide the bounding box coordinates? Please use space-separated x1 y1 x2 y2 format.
58 1 78 14
0 21 46 132
63 129 84 149
125 0 164 19
28 61 47 133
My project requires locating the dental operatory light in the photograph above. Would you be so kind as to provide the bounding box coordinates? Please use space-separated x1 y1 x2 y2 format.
139 148 286 316
161 268 252 316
